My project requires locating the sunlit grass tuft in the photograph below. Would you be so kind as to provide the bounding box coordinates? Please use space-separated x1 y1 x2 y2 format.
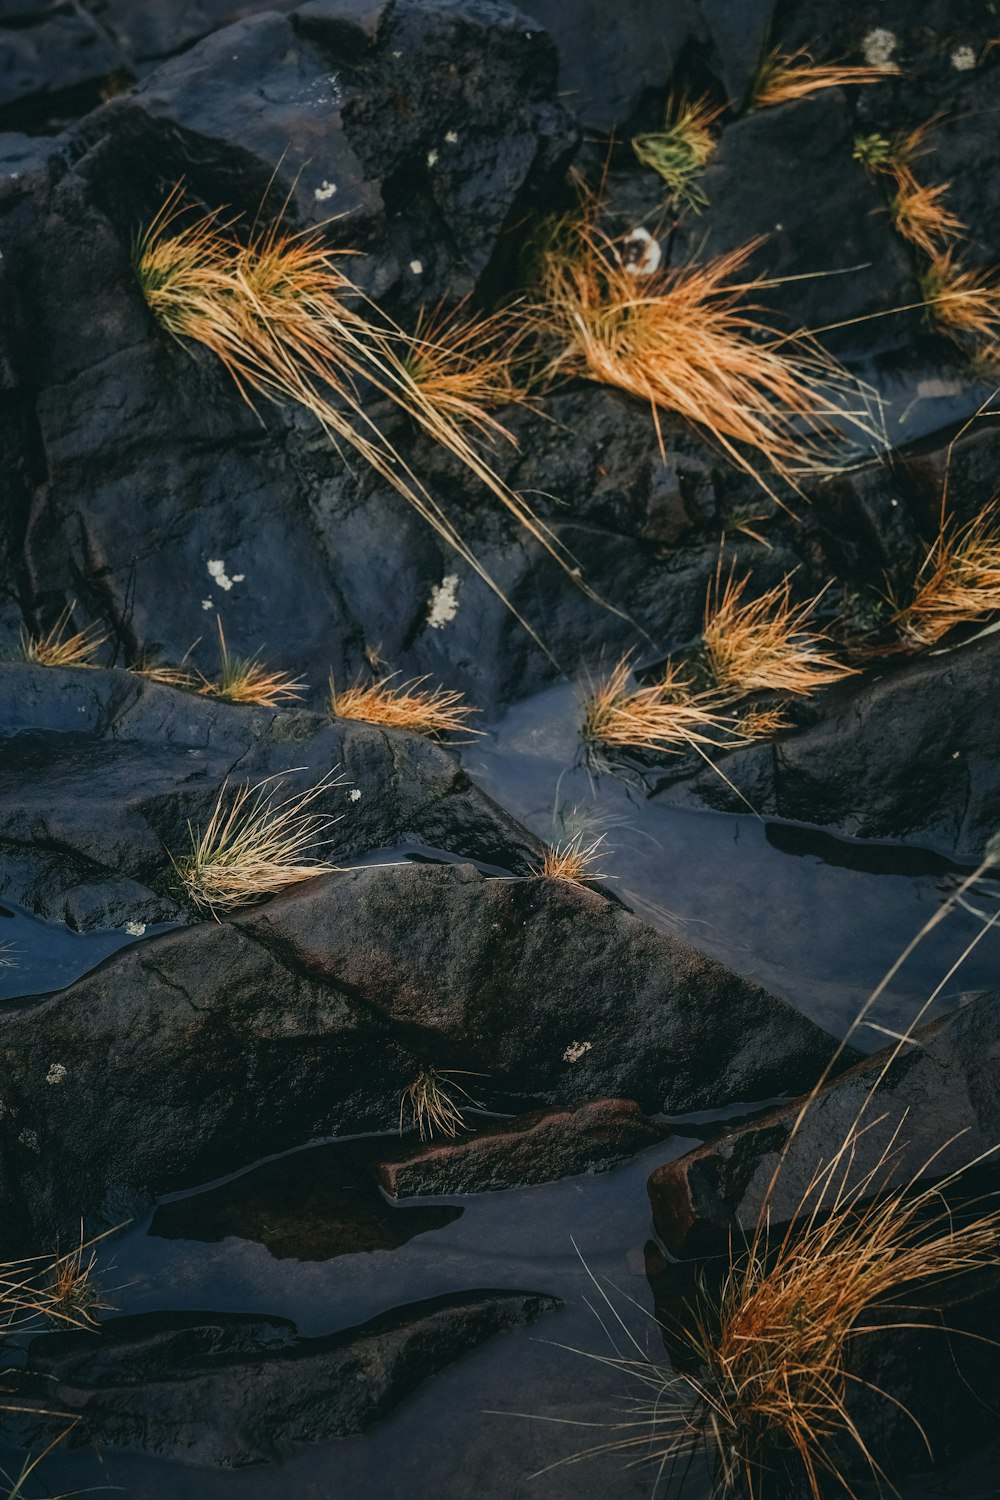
400 300 529 444
580 655 739 757
889 173 964 258
200 620 306 709
892 505 1000 647
329 672 478 739
131 657 200 691
18 604 106 669
532 832 609 885
399 1069 482 1142
703 573 856 696
171 769 343 916
631 95 722 210
921 248 1000 344
753 47 890 108
46 1226 110 1329
535 220 857 501
736 703 793 740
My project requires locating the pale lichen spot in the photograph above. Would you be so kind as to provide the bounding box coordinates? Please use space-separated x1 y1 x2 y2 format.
426 572 460 628
951 45 976 71
426 148 439 167
207 559 246 592
409 259 424 275
202 598 215 611
444 130 459 144
348 788 362 802
862 28 898 69
620 226 661 277
46 1063 67 1086
563 1040 593 1064
314 180 338 202
124 920 146 936
17 1128 39 1151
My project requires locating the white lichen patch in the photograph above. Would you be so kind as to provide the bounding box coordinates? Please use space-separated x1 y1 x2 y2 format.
426 572 460 629
563 1040 593 1064
348 788 362 802
426 148 439 167
314 180 338 201
124 920 146 936
409 259 424 275
45 1063 67 1086
444 130 459 144
862 28 898 69
951 45 976 71
620 226 662 277
207 558 246 592
17 1128 39 1151
201 598 214 611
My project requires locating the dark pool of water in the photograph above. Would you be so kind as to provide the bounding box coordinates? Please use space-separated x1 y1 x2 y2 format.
11 680 1000 1499
0 901 177 1003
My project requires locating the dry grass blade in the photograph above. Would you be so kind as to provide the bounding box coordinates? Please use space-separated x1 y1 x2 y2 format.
399 1068 482 1141
581 655 739 756
921 247 1000 342
46 1224 112 1328
0 943 17 970
889 172 964 257
535 222 858 502
172 767 344 915
329 672 478 738
400 300 530 443
131 659 200 691
753 46 891 108
892 505 1000 647
18 603 106 669
201 619 306 708
631 94 722 210
703 573 856 695
532 832 609 884
0 1226 121 1336
737 703 793 740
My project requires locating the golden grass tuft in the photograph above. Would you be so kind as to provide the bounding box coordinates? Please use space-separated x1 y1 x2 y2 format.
134 185 593 654
703 573 857 696
46 1227 110 1329
131 659 200 691
562 1127 1000 1500
399 1069 482 1142
201 620 306 708
171 769 343 916
532 832 609 884
889 173 965 258
631 95 722 210
536 221 855 500
921 247 1000 343
18 604 106 669
892 505 1000 647
329 672 478 738
581 655 738 756
753 46 891 108
1 1226 119 1336
400 300 529 444
736 703 793 740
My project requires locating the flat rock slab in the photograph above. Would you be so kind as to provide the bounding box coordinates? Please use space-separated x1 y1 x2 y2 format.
376 1097 668 1197
649 990 1000 1256
21 1290 558 1464
0 863 846 1245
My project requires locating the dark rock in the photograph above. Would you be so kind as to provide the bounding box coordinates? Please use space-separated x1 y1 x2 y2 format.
0 861 847 1244
81 0 299 68
648 990 1000 1256
151 1136 463 1257
653 626 1000 861
0 4 128 132
0 662 540 923
376 1097 668 1197
21 1291 559 1462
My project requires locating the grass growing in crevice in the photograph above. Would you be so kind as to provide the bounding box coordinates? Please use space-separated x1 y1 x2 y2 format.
703 572 857 697
400 300 530 444
889 176 964 259
399 1069 482 1142
171 768 343 916
753 46 890 109
200 619 306 708
532 832 609 885
329 673 478 738
891 504 1000 647
131 656 200 691
534 215 862 504
17 604 106 669
631 95 722 211
580 655 740 759
921 247 1000 344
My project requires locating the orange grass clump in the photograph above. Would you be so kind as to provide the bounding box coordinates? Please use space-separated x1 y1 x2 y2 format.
134 187 595 653
401 301 529 444
753 47 891 108
329 672 478 738
532 832 609 884
581 655 738 756
18 603 106 669
399 1069 482 1141
537 223 855 499
172 769 342 915
631 95 722 210
921 248 1000 343
889 175 964 258
892 505 1000 647
703 573 856 696
201 620 306 709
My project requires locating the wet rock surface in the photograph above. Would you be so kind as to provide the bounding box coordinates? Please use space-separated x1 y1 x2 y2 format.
648 989 1000 1256
19 1291 559 1463
376 1098 668 1198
